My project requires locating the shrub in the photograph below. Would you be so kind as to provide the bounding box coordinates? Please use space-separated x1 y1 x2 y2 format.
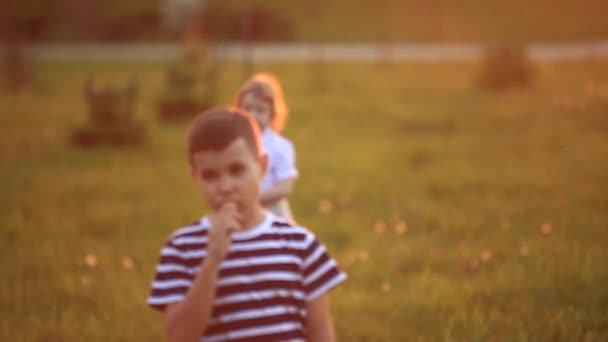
478 45 535 90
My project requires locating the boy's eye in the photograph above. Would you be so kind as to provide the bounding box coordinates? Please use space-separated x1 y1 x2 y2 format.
200 169 218 181
229 163 245 175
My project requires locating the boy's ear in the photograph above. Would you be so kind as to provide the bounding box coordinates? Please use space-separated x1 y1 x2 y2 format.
189 165 196 181
259 153 269 176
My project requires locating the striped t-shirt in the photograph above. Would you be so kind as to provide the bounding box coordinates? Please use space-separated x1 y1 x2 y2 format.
148 213 347 341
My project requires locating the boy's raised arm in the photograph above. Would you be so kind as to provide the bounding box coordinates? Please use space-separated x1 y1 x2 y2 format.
164 204 240 342
164 258 222 342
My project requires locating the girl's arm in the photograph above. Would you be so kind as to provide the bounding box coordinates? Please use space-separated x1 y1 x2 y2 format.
262 138 298 205
260 177 296 205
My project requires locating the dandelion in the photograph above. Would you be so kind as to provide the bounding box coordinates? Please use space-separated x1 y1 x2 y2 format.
373 220 386 234
550 96 562 108
480 249 493 262
122 256 134 270
540 63 555 75
464 258 480 273
338 193 351 207
80 275 92 287
358 250 369 262
381 281 392 292
458 241 470 257
598 83 608 99
394 220 408 235
459 247 471 258
584 80 596 98
343 254 357 268
519 245 529 257
84 254 97 268
541 223 553 235
318 199 333 213
553 96 575 112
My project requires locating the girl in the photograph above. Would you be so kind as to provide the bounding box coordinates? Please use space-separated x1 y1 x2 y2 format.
235 73 298 220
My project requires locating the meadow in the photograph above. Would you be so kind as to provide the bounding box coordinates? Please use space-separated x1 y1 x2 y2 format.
1 58 607 341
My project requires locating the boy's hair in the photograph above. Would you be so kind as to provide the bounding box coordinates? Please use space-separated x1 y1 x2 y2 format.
186 107 263 164
235 72 288 133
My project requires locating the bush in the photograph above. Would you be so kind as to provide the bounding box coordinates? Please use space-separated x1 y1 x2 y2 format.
158 49 218 121
71 122 146 147
478 45 535 90
1 42 33 92
72 77 145 147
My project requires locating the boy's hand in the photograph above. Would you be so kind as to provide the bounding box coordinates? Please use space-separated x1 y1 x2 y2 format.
207 203 241 263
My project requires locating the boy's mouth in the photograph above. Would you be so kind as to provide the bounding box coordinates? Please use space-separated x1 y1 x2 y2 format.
216 199 240 210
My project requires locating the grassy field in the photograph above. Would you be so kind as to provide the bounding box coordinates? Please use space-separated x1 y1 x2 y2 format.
1 58 607 341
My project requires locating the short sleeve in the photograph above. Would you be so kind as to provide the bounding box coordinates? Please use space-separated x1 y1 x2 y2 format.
274 139 299 181
147 238 198 311
301 233 347 301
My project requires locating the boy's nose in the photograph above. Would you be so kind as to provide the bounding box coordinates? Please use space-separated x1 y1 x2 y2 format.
218 175 234 193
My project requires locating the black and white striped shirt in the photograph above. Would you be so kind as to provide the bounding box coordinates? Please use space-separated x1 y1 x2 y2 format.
148 213 347 341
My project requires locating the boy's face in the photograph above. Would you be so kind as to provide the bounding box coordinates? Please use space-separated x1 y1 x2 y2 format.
190 137 268 219
240 92 273 131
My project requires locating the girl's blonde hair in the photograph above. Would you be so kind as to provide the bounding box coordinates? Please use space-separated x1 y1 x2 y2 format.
235 72 288 133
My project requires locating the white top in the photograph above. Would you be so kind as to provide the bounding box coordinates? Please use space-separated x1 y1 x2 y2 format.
261 129 299 193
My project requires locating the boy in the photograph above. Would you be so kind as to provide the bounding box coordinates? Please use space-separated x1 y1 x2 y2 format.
148 108 346 342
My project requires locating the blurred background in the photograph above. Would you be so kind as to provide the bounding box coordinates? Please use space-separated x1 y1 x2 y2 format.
1 0 607 341
2 0 608 43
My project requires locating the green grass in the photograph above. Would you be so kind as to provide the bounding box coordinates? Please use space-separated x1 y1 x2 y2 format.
1 59 607 341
